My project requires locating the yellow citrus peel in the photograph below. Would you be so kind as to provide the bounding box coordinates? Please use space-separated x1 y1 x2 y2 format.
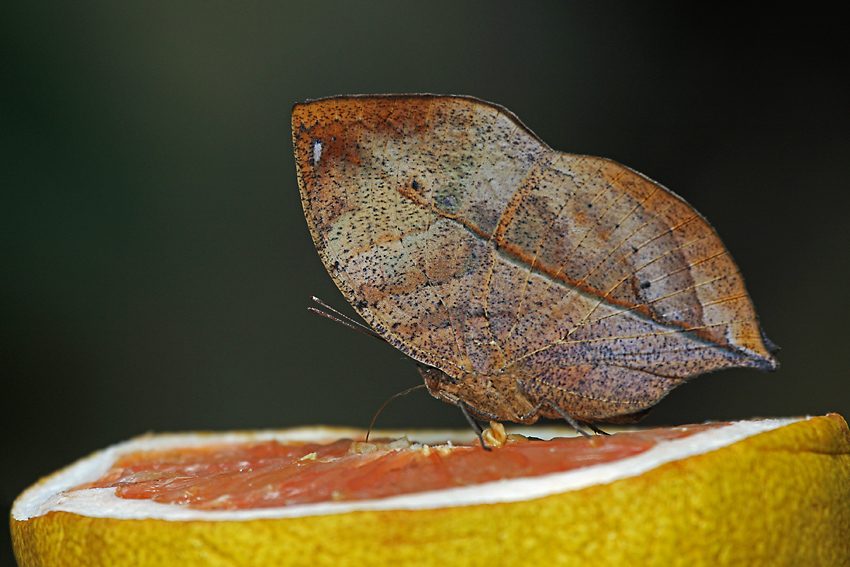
11 414 850 566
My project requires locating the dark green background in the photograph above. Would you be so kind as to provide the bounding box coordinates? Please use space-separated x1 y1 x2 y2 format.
3 4 847 563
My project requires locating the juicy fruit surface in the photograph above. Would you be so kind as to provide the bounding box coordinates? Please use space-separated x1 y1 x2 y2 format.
10 415 850 567
74 425 714 509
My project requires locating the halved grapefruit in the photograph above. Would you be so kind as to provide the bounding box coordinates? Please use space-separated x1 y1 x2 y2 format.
11 414 850 566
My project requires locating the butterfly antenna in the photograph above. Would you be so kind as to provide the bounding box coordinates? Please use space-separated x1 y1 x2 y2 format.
365 384 427 442
308 296 387 342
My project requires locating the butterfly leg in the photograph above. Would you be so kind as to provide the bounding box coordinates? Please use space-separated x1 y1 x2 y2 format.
530 400 592 438
581 421 610 435
459 402 492 451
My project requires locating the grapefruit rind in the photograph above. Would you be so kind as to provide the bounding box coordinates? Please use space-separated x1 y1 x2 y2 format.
13 418 797 521
11 414 850 567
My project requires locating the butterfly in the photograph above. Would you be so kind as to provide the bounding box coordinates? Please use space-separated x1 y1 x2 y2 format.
292 94 777 433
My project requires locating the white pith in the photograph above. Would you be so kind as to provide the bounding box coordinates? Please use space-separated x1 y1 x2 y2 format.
12 418 803 522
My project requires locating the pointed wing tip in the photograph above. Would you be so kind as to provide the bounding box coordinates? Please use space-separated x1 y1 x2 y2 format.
755 354 780 372
747 344 780 372
756 332 781 372
762 333 781 355
732 331 780 372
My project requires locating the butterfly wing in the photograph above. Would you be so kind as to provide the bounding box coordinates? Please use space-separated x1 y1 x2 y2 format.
292 94 777 421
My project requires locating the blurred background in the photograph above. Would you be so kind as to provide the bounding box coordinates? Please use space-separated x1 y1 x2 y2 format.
2 3 847 562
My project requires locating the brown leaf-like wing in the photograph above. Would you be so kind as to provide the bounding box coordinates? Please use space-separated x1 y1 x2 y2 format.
292 95 777 421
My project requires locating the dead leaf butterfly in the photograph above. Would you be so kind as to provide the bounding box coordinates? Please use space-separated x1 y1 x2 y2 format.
292 94 777 429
